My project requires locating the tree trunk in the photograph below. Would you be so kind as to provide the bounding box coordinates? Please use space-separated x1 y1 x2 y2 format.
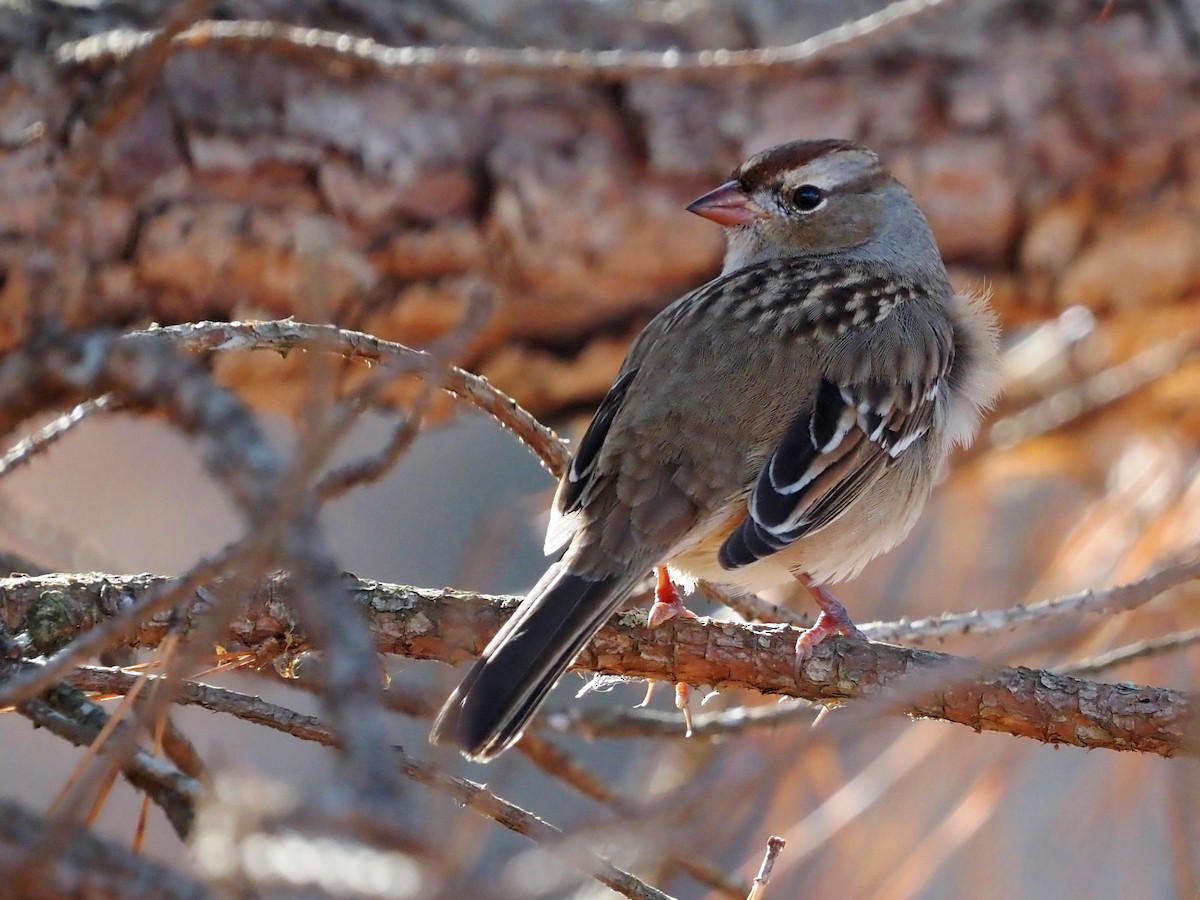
1 0 1197 416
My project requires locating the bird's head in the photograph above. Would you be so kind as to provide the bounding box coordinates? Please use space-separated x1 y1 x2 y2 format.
688 139 933 275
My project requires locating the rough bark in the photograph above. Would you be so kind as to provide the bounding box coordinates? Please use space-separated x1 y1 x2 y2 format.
2 570 1192 758
0 0 1197 415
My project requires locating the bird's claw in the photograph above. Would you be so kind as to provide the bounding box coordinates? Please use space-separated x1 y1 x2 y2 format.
647 566 698 628
646 598 699 629
793 608 865 681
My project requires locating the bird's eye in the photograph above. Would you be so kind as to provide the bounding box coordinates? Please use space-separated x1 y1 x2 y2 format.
790 184 825 212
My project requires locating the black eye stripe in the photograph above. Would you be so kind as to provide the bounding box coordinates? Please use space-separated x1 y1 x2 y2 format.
790 184 824 211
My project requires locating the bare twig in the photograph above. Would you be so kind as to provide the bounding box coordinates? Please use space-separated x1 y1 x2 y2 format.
128 320 570 477
68 0 210 150
0 395 118 479
0 330 404 810
316 282 494 499
50 663 151 818
67 667 674 900
1063 626 1200 677
747 836 786 900
858 554 1200 645
694 582 809 627
216 659 746 897
989 336 1199 449
17 694 200 833
59 0 952 83
542 698 815 741
0 799 209 900
7 570 1196 757
0 631 199 839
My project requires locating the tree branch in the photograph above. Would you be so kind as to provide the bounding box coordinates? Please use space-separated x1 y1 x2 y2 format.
129 320 570 477
3 569 1195 758
1064 626 1200 677
129 320 1200 650
0 395 119 479
0 799 210 900
3 622 199 840
58 0 953 84
541 698 815 741
67 667 674 900
858 554 1200 645
0 329 405 811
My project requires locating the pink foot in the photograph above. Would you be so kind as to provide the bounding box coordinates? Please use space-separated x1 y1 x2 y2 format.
646 566 698 629
634 681 656 708
675 683 694 737
644 568 698 733
794 578 865 681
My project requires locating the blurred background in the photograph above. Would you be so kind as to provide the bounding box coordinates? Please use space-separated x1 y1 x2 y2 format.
0 0 1199 897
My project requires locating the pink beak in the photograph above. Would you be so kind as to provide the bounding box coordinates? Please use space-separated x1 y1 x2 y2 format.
686 181 765 226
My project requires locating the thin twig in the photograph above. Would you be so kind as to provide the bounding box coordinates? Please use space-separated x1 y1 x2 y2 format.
48 663 151 818
1063 626 1200 677
71 0 211 148
747 836 786 900
542 698 815 741
0 799 209 900
0 330 405 810
0 395 118 479
17 695 200 833
67 667 673 900
128 320 570 477
988 336 1199 449
238 655 743 895
134 705 171 853
694 581 809 627
316 282 494 499
858 554 1200 645
59 0 952 83
235 644 743 895
0 631 199 839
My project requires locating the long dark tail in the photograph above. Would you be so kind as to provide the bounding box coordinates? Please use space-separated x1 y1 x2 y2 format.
430 563 635 761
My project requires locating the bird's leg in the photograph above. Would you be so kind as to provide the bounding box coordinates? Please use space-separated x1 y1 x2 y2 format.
646 566 698 629
675 683 694 737
793 575 865 679
634 682 657 708
644 567 698 736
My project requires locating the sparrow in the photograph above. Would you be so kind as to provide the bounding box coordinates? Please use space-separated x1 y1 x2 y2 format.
432 138 1001 761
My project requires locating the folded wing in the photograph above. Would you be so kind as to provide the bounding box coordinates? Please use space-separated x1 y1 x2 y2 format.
720 327 952 569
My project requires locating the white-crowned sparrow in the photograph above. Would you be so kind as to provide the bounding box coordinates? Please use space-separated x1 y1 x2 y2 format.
432 138 1001 761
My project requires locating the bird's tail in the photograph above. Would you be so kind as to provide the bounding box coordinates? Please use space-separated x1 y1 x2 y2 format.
430 563 636 761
